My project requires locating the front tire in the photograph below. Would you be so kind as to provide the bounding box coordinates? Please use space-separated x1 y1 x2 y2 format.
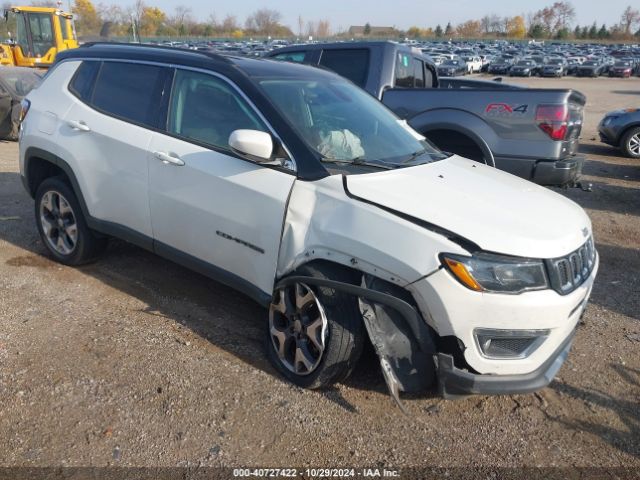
267 263 364 389
34 177 107 265
621 127 640 159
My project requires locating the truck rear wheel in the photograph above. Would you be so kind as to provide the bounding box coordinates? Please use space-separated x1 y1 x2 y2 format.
425 129 489 164
267 263 364 389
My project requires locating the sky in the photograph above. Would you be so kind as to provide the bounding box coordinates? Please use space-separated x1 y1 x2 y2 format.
102 0 633 31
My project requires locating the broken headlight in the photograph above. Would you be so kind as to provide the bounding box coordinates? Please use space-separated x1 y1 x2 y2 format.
441 252 549 294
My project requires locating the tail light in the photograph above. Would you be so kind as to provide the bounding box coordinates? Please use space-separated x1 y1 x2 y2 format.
536 104 569 141
19 99 30 124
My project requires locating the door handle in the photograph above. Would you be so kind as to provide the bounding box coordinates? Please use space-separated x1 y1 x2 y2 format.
153 151 185 166
67 120 91 132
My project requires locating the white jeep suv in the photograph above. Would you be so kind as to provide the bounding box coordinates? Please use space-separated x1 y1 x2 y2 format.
18 44 598 399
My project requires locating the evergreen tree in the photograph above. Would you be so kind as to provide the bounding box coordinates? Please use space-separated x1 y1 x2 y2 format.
363 22 371 35
573 25 581 38
444 22 453 36
588 22 597 39
435 24 443 37
529 24 545 38
598 24 609 39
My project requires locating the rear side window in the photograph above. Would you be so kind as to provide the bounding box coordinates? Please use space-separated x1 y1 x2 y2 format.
272 51 306 62
69 61 99 102
395 52 414 88
414 59 425 88
91 62 167 128
319 49 369 87
424 65 434 88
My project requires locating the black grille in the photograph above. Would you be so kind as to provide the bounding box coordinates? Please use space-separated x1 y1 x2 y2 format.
483 337 535 357
475 329 550 359
547 237 596 295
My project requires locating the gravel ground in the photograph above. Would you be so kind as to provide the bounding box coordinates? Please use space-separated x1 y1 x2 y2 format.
0 76 638 471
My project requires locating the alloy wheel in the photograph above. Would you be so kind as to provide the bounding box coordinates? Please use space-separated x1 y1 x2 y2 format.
629 134 640 156
39 191 78 255
269 283 328 376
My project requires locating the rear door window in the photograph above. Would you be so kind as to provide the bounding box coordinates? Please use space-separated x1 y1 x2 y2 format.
272 51 307 62
90 61 168 128
395 52 414 88
319 49 370 87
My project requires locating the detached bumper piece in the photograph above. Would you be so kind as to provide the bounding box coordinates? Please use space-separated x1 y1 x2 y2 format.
532 155 584 186
437 330 575 399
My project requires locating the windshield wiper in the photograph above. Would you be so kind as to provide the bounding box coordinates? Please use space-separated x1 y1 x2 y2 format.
401 149 451 164
321 157 392 170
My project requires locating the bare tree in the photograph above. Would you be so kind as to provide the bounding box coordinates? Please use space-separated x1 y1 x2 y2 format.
245 8 282 36
129 0 145 29
171 6 192 28
488 14 502 34
297 15 304 37
316 19 331 37
480 15 491 34
620 5 640 34
553 1 575 31
207 13 218 30
305 20 316 38
221 14 238 33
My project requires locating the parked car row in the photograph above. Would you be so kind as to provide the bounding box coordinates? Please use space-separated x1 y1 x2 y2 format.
145 38 640 80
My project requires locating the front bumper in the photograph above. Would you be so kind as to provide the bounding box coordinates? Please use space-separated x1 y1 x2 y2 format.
598 126 618 146
409 252 598 378
437 328 575 398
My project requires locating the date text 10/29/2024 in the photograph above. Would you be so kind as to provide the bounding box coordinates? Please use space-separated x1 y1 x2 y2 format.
233 468 401 478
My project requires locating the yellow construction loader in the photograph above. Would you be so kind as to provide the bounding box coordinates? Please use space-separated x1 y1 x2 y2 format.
0 6 77 68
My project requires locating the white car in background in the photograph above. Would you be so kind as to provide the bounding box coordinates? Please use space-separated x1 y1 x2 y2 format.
18 44 598 402
462 55 483 73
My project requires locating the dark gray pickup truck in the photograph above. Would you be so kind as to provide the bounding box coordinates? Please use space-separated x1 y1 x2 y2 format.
266 41 586 186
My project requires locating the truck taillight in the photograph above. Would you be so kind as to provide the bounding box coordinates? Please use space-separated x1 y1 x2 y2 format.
19 99 30 124
536 104 569 141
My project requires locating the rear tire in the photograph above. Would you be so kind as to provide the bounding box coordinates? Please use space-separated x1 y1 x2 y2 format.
621 127 640 159
266 263 364 389
34 177 107 265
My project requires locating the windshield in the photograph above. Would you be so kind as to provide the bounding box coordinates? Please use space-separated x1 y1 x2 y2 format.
584 61 598 66
259 78 448 168
615 62 631 67
548 59 563 65
443 60 460 66
517 61 534 66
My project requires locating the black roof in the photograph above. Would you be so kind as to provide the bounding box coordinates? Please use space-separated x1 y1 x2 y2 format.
56 42 340 80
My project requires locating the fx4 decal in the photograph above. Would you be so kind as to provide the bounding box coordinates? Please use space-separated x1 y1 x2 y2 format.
485 103 529 116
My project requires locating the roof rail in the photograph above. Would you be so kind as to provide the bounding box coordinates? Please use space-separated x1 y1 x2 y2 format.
78 41 234 64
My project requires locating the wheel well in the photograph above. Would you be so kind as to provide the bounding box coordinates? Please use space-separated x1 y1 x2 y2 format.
26 157 68 197
424 129 487 163
293 259 415 309
618 123 640 145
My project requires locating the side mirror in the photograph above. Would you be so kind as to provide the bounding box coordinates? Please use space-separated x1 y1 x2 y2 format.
229 129 273 162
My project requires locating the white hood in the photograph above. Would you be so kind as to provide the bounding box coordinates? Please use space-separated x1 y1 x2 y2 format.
345 155 591 259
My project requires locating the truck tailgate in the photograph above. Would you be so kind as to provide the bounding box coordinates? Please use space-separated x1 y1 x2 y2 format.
382 88 585 160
